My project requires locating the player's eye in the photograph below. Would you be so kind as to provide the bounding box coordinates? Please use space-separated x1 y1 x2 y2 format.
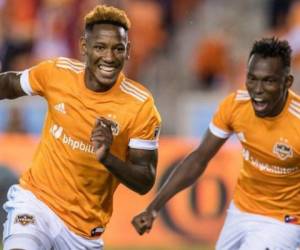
94 45 105 51
264 78 276 84
115 47 125 53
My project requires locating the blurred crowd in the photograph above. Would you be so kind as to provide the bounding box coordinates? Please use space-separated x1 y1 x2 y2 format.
0 0 199 76
192 0 300 91
2 0 300 135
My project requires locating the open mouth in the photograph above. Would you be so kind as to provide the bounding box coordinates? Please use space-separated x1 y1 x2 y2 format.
99 65 116 73
252 98 268 112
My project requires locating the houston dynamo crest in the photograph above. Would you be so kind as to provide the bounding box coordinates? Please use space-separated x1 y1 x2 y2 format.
273 141 293 160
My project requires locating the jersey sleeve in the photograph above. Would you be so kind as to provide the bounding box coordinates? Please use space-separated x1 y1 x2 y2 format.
128 98 162 150
209 93 235 139
20 59 55 97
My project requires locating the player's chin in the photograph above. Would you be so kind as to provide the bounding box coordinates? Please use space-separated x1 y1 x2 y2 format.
254 109 269 117
252 104 270 117
96 74 118 87
94 79 114 89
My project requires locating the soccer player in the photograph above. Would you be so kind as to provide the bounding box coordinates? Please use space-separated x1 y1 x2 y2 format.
132 37 300 249
1 5 161 250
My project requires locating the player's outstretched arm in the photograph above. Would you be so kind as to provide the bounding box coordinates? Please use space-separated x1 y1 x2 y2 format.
131 130 227 235
0 72 26 99
91 117 158 195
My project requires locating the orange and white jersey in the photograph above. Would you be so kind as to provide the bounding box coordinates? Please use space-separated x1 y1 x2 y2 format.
19 57 161 238
210 89 300 224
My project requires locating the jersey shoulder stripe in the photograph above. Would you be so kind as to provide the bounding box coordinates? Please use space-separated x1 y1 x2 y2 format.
237 90 249 95
291 99 300 108
120 79 150 102
235 90 250 101
57 57 85 67
288 90 300 120
289 100 300 120
123 80 150 97
55 57 85 73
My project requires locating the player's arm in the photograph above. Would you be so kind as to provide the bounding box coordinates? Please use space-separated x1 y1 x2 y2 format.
91 117 157 195
131 129 227 235
0 72 26 99
102 147 157 195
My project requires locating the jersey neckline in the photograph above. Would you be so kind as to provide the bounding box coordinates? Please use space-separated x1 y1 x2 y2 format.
79 70 124 98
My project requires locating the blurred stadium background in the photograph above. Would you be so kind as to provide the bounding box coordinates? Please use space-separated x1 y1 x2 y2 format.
1 0 300 249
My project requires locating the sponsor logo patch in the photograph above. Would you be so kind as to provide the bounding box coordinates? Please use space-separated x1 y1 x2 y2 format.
50 124 95 153
14 214 35 226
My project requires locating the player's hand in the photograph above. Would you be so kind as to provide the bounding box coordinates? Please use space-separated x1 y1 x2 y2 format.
91 117 114 162
131 210 157 235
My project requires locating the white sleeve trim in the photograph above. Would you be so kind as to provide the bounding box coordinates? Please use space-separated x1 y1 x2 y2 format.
209 122 232 139
129 138 158 150
20 70 34 95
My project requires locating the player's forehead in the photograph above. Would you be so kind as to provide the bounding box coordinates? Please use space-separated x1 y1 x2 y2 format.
86 23 128 42
247 54 284 76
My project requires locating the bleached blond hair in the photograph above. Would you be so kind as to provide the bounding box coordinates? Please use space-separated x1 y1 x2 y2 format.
84 5 131 31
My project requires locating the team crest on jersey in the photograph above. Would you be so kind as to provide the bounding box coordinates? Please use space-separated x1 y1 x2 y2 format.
273 141 293 160
14 214 36 226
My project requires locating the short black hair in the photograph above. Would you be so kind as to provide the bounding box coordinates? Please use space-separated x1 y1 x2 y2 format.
249 37 292 71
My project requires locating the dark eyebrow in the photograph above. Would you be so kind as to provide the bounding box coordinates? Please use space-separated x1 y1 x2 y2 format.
262 76 279 81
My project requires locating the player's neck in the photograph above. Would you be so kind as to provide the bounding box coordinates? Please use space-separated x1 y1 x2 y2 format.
84 70 115 93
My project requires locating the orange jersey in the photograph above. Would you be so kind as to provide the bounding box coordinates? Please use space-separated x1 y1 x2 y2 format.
210 90 300 224
19 57 161 237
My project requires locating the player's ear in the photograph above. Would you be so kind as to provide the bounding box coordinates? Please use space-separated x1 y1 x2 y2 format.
285 74 294 89
125 42 131 60
80 36 87 56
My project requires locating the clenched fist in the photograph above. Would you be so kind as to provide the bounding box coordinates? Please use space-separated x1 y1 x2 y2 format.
131 210 157 235
91 117 114 162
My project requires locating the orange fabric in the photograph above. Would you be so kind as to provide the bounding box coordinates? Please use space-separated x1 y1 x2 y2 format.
212 90 300 224
19 57 161 238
